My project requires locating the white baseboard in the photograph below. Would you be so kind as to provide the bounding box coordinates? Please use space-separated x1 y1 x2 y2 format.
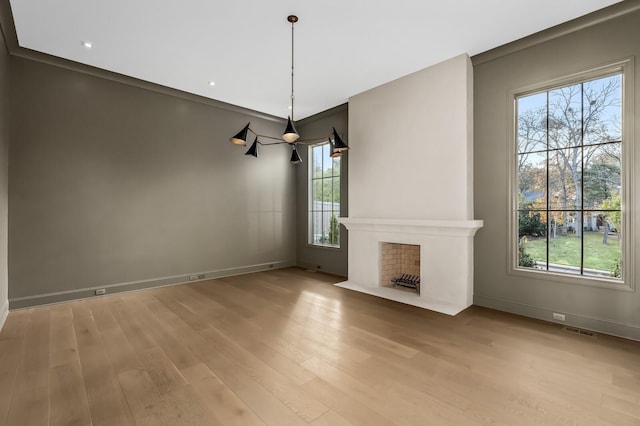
474 294 640 342
9 261 295 310
0 299 8 333
296 261 347 277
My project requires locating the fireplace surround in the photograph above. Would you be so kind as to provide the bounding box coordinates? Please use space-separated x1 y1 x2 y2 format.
339 54 483 316
337 218 483 315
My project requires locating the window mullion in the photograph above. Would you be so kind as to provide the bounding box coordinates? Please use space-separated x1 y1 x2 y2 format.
545 91 550 271
580 82 585 275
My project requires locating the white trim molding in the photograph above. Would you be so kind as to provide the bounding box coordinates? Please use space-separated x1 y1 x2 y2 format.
507 58 635 291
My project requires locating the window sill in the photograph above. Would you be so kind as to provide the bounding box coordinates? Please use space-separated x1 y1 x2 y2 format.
308 243 341 250
509 266 633 292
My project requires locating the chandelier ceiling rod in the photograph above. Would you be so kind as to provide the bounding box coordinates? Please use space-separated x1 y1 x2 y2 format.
289 14 297 122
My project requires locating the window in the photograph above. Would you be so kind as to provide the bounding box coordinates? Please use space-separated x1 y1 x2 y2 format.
515 69 627 283
309 142 341 247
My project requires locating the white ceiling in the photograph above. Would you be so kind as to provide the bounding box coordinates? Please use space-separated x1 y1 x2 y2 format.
9 0 622 120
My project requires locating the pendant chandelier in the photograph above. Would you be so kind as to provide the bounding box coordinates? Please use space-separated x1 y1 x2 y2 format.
229 15 349 163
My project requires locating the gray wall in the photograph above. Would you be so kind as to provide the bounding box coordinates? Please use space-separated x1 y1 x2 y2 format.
0 24 8 327
473 5 640 340
8 55 297 307
296 105 348 276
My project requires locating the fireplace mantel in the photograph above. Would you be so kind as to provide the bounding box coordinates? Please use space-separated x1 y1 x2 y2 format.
338 218 483 237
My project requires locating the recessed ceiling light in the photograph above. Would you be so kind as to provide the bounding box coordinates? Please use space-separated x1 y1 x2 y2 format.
81 41 93 49
208 81 215 87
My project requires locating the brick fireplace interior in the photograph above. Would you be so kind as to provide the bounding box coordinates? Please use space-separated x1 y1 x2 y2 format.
380 243 420 292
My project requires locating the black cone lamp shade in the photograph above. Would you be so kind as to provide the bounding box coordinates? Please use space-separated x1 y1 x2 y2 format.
290 145 302 164
245 137 259 157
230 123 250 145
332 127 349 152
282 117 300 143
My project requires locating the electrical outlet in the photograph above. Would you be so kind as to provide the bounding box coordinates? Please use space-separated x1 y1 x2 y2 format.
197 274 205 280
552 312 566 321
95 288 106 295
189 275 198 281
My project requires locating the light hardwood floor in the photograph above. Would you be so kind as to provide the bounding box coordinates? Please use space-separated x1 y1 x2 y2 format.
0 267 639 425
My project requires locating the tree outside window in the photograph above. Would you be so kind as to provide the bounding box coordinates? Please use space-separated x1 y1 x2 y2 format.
309 142 340 247
516 72 623 280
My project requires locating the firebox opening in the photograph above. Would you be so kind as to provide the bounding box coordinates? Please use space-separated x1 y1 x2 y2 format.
380 242 421 294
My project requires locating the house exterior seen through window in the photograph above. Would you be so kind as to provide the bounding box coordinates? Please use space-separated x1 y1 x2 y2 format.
515 71 624 282
309 142 341 248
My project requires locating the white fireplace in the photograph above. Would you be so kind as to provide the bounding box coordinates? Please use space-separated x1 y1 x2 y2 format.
337 218 482 315
336 54 483 315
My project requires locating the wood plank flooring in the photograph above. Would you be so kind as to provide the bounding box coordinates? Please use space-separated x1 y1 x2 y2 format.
0 267 639 425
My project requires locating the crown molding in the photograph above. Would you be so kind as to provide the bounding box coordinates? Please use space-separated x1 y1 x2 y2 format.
0 0 284 123
297 103 348 127
472 0 640 66
0 0 16 53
